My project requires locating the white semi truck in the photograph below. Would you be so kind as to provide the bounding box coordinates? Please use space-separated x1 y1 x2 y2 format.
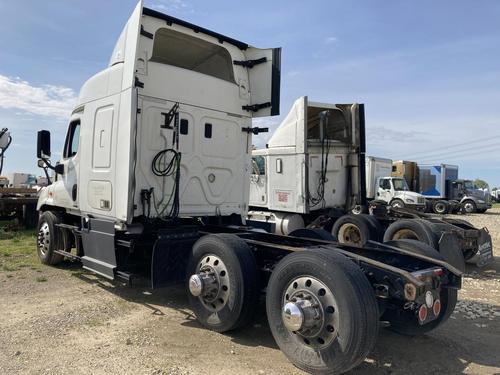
365 156 426 210
248 97 492 269
34 3 465 374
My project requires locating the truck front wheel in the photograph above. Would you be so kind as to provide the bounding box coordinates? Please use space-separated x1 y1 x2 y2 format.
266 249 379 374
186 234 259 333
390 199 405 209
36 211 64 265
462 200 477 214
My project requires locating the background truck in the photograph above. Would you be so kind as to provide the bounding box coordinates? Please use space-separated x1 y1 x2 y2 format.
418 164 492 214
0 128 38 227
365 156 426 210
32 3 465 374
492 189 500 202
248 97 492 270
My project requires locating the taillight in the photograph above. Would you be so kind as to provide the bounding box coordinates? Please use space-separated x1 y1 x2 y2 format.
433 299 441 316
418 305 428 322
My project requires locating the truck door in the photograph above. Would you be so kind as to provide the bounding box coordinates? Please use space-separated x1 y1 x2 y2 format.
249 155 268 206
239 47 281 118
52 117 81 209
377 178 392 203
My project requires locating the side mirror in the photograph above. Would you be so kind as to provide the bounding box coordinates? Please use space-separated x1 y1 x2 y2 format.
54 163 64 175
37 130 51 158
37 159 46 168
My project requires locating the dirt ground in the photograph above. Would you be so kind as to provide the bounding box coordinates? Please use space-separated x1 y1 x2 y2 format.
1 210 500 375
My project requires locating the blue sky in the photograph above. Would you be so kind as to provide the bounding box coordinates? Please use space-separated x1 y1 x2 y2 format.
0 0 499 187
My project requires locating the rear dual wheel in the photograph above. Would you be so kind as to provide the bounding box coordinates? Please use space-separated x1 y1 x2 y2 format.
266 249 379 374
332 214 382 246
186 234 260 332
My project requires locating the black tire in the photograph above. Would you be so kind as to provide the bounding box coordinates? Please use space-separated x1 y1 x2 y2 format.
289 228 335 241
381 240 457 335
477 208 487 214
461 200 477 214
36 211 64 265
331 214 376 246
432 200 449 214
266 249 379 374
186 234 259 333
390 199 405 209
383 219 439 249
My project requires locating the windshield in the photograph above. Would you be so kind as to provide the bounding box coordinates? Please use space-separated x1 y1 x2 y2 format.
393 178 409 191
464 181 475 190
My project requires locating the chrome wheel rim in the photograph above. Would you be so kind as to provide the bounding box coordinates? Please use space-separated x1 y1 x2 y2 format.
464 202 474 213
192 254 230 312
282 276 339 349
37 222 50 256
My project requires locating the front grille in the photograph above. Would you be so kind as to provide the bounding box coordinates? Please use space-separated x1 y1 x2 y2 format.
417 197 425 204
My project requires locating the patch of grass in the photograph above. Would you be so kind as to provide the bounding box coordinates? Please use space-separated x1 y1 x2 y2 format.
35 276 48 282
0 229 38 272
493 202 500 209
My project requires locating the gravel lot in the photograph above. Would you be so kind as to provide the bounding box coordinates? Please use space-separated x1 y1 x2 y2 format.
1 209 500 375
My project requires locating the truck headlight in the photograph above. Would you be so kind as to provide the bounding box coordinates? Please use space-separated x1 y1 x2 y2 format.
406 198 415 203
478 200 485 203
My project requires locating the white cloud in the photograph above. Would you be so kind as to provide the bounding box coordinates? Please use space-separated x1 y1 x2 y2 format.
0 75 76 119
324 36 338 45
149 0 193 14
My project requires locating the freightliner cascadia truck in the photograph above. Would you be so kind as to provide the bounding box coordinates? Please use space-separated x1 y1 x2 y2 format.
34 3 469 374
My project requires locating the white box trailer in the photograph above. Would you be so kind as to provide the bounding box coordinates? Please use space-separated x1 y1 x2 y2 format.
365 156 392 199
33 3 465 374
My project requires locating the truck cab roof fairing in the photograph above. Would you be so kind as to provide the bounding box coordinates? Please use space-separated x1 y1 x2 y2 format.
109 5 249 68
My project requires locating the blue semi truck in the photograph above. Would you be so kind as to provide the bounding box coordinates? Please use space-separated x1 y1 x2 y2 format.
418 164 492 214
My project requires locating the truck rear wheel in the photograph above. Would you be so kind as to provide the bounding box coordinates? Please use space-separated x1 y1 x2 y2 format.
331 214 376 246
266 249 379 375
382 239 457 336
432 200 449 214
383 219 438 249
36 211 64 265
186 234 259 333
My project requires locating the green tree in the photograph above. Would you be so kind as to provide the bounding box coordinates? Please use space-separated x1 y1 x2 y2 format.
474 178 489 189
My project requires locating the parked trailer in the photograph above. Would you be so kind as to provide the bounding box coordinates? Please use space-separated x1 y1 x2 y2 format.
248 98 491 270
35 3 464 374
392 160 419 191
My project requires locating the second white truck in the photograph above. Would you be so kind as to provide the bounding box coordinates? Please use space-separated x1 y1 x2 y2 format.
365 156 426 211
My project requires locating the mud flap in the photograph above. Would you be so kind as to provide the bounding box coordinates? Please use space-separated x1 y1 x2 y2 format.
438 232 466 273
467 228 493 267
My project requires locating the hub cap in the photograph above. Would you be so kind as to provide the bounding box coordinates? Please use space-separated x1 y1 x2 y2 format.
37 222 50 256
392 229 419 241
464 202 474 213
282 276 339 349
338 223 362 245
189 254 230 312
